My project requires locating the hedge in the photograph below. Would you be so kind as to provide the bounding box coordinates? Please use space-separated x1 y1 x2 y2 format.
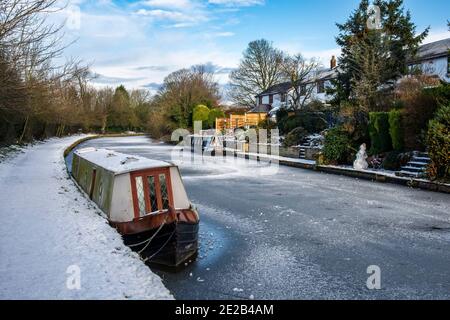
368 112 392 155
322 127 351 164
427 104 450 181
388 110 404 151
207 108 225 128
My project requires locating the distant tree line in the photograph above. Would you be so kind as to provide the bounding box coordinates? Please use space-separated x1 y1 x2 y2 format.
147 65 222 139
0 0 157 146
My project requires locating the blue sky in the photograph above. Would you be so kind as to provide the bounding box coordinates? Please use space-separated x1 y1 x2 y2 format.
59 0 450 91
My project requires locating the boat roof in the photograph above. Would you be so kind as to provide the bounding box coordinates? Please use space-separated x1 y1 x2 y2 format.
74 148 173 175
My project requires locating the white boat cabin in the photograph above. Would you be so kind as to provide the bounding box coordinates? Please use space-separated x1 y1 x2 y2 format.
72 148 191 224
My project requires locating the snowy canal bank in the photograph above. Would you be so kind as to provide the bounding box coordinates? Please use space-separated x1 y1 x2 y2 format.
0 136 172 300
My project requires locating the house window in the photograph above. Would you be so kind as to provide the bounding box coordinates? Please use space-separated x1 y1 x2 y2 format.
447 55 450 75
281 93 286 102
300 85 307 96
269 94 274 104
259 96 263 105
317 81 325 94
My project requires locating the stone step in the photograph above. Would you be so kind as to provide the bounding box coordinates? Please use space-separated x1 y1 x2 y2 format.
409 161 429 167
401 166 425 172
412 156 431 162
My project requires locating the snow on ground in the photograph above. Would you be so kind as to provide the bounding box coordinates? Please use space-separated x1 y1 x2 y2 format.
0 136 173 300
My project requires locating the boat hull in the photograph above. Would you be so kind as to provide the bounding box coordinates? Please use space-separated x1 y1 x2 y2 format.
121 221 199 267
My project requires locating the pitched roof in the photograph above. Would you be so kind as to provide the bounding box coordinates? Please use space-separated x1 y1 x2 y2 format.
249 104 272 113
410 38 450 63
256 67 339 97
256 82 292 97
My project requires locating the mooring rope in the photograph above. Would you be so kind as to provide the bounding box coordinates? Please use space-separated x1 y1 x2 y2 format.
131 213 170 254
142 229 176 263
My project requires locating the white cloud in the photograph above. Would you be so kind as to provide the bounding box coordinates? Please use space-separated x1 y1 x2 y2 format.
204 31 235 38
276 40 341 67
140 0 194 9
208 0 264 7
136 9 195 21
54 0 263 91
423 29 450 44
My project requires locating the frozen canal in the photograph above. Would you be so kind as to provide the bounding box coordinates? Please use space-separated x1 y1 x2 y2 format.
76 136 450 299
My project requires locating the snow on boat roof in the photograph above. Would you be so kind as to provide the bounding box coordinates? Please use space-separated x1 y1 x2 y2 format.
75 148 172 175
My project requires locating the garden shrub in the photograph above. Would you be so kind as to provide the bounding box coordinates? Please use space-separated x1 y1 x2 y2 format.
279 116 302 135
192 105 210 128
368 112 392 155
423 83 450 106
427 104 450 181
396 79 446 150
283 127 308 147
382 151 402 171
322 127 352 164
207 108 225 128
298 111 328 134
388 109 404 151
278 112 328 135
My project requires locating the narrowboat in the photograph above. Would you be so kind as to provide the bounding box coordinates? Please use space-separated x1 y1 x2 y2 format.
71 147 199 267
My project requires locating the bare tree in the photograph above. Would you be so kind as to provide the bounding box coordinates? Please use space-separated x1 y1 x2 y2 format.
229 39 285 108
0 1 67 73
156 65 220 129
281 54 321 111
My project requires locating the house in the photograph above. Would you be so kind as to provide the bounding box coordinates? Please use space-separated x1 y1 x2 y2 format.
407 37 450 83
253 38 450 119
255 56 338 117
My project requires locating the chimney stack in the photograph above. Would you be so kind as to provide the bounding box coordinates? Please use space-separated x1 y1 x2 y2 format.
330 55 337 69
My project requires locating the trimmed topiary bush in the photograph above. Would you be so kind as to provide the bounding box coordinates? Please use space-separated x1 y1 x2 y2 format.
192 105 210 128
388 109 404 151
368 112 392 155
427 104 450 181
322 127 352 164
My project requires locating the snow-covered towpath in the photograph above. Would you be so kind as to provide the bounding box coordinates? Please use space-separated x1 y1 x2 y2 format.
0 136 172 300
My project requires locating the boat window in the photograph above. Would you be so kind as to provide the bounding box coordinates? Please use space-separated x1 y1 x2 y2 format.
147 176 158 213
135 176 146 217
131 169 172 218
159 174 170 210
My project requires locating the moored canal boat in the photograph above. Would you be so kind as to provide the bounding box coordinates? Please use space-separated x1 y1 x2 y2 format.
71 147 199 266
